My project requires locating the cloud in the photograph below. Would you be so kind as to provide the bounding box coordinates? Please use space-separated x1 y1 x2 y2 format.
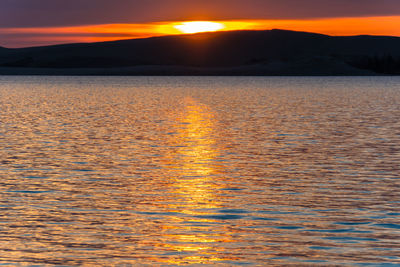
1 0 400 27
2 16 400 48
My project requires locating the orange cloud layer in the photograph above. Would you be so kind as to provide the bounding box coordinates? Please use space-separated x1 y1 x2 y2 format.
1 16 400 48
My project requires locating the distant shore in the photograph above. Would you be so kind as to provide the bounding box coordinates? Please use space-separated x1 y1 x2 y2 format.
1 30 399 76
0 62 377 76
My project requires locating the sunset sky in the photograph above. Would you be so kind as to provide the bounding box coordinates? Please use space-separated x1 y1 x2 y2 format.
1 0 400 48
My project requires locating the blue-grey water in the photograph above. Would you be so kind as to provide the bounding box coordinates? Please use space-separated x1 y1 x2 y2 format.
0 76 399 266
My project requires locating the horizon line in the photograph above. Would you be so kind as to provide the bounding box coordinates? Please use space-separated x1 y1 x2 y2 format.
2 28 400 50
2 16 400 48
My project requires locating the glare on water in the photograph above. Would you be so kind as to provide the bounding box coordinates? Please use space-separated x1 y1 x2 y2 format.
0 76 399 266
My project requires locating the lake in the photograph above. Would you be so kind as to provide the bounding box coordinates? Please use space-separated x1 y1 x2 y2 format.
0 76 399 266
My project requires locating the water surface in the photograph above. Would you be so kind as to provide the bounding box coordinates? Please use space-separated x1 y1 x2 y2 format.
0 76 399 266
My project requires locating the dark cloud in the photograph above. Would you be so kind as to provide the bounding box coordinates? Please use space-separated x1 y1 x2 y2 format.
1 0 400 27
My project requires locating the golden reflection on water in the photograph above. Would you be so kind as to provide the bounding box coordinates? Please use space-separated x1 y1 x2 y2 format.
169 97 218 177
158 97 233 264
1 77 400 266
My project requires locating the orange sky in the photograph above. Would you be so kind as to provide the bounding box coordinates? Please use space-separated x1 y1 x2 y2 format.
1 16 400 48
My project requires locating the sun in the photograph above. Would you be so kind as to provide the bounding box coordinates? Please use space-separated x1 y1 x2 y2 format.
174 21 225 34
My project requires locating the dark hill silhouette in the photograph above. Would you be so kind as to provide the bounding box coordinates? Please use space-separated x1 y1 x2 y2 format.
1 29 400 75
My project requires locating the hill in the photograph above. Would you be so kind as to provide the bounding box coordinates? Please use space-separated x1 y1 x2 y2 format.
1 29 400 75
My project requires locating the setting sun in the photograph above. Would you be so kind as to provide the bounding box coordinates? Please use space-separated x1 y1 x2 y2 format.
173 21 225 34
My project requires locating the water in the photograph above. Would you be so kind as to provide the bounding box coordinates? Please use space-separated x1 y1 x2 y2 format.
0 76 399 266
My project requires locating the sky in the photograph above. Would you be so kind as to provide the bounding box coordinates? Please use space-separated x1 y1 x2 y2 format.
1 0 400 47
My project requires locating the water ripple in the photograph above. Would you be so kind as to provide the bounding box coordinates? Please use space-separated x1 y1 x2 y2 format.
0 76 399 266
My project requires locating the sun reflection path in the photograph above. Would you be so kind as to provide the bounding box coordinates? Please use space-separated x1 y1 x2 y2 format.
157 97 235 265
166 98 223 208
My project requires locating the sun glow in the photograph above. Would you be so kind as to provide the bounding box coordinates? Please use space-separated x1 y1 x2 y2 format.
3 16 400 48
174 21 225 34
